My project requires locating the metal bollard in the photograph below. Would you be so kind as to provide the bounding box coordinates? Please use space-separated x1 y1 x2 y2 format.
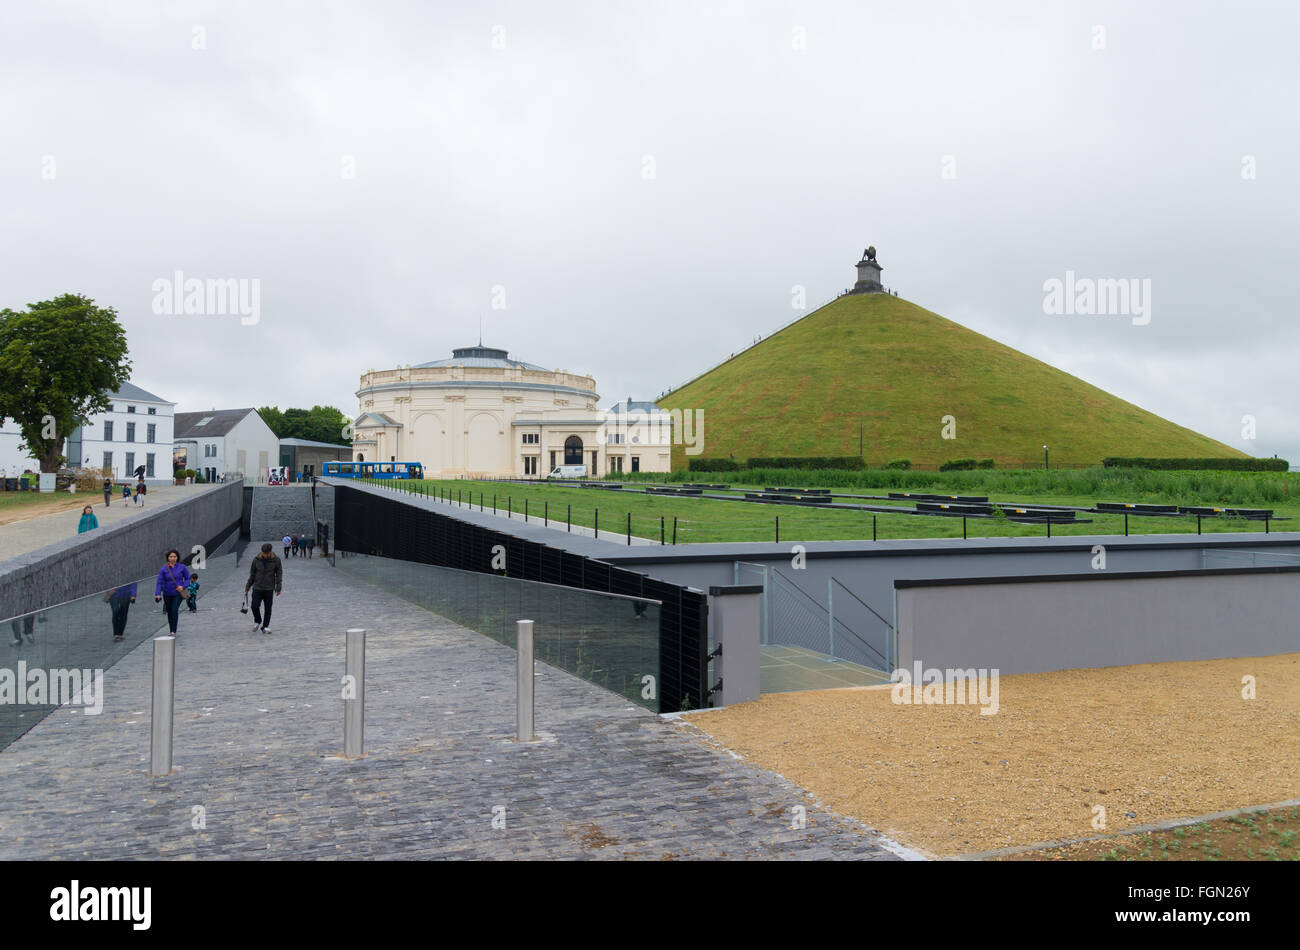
517 620 534 741
344 628 366 757
149 635 176 776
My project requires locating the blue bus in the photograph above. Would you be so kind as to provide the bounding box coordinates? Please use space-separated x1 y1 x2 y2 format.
323 461 424 480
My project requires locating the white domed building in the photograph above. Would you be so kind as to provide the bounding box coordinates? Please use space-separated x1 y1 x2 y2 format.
354 344 672 478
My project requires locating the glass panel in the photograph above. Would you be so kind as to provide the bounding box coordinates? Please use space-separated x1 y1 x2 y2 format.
1 549 246 750
335 554 661 709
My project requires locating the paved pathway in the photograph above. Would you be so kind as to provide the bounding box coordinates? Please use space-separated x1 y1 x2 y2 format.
0 483 223 562
0 541 900 859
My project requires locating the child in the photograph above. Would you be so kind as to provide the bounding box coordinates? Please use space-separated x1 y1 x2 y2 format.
121 483 131 502
185 574 200 613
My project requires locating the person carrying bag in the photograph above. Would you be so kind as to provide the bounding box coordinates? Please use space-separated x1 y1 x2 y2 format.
153 549 191 637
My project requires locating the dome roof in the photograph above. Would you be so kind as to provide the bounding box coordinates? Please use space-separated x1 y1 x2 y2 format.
414 345 548 371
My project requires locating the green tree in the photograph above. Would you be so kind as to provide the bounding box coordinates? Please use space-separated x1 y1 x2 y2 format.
304 405 349 443
258 405 349 444
257 405 287 437
0 294 131 472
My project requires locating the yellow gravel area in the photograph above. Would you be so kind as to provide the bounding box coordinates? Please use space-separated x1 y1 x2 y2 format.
683 653 1300 857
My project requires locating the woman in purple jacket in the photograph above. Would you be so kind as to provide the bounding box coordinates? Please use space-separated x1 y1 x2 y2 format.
154 549 191 636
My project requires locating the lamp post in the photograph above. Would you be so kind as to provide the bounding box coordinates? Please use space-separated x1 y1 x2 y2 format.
1043 445 1049 471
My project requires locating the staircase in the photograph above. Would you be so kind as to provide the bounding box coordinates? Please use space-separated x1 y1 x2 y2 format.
249 485 316 541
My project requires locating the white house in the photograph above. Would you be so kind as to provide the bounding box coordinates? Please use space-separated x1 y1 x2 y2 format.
1 382 175 482
173 408 279 482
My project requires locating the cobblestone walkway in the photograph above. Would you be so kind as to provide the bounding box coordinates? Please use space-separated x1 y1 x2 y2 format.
0 544 901 860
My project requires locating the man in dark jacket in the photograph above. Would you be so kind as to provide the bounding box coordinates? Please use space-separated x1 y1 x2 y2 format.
244 543 283 635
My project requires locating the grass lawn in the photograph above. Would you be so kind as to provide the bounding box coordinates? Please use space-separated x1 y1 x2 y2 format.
1008 806 1300 861
0 490 94 526
377 476 1299 544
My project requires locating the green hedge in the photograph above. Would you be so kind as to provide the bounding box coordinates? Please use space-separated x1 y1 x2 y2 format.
883 459 912 470
687 457 741 472
940 458 995 472
747 456 865 470
1101 457 1289 472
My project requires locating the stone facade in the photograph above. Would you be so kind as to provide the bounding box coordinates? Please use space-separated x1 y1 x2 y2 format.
355 346 671 478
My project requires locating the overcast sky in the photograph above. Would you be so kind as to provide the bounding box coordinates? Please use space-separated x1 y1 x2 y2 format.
3 1 1297 461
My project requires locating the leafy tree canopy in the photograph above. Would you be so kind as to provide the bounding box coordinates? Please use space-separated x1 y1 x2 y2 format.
258 405 350 445
0 293 131 472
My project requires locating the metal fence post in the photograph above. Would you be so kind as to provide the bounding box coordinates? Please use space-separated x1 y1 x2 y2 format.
149 635 176 777
827 577 835 661
517 620 535 741
344 628 366 758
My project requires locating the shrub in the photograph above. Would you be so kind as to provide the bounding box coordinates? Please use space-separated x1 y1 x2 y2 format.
747 456 865 470
1101 457 1289 472
977 458 995 469
688 457 741 472
883 459 911 470
940 458 978 472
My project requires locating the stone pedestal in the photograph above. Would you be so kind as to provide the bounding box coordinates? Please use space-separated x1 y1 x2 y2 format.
853 255 883 293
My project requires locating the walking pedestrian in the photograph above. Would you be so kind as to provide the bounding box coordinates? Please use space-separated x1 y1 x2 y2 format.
77 505 99 533
121 483 130 502
134 479 146 506
282 534 292 558
291 533 299 557
153 549 191 637
105 583 136 642
303 532 315 559
9 614 34 647
244 542 282 635
103 476 113 506
184 573 200 613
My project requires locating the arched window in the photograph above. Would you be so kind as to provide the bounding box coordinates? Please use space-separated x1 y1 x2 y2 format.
564 436 583 466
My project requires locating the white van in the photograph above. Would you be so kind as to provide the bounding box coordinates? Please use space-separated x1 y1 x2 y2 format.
547 465 587 479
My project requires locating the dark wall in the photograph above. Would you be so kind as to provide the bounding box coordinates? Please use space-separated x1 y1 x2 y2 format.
0 482 243 620
332 482 709 712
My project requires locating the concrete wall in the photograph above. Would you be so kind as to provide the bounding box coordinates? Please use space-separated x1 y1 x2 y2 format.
896 568 1300 675
0 480 242 620
317 480 1300 674
595 534 1300 664
312 482 335 542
